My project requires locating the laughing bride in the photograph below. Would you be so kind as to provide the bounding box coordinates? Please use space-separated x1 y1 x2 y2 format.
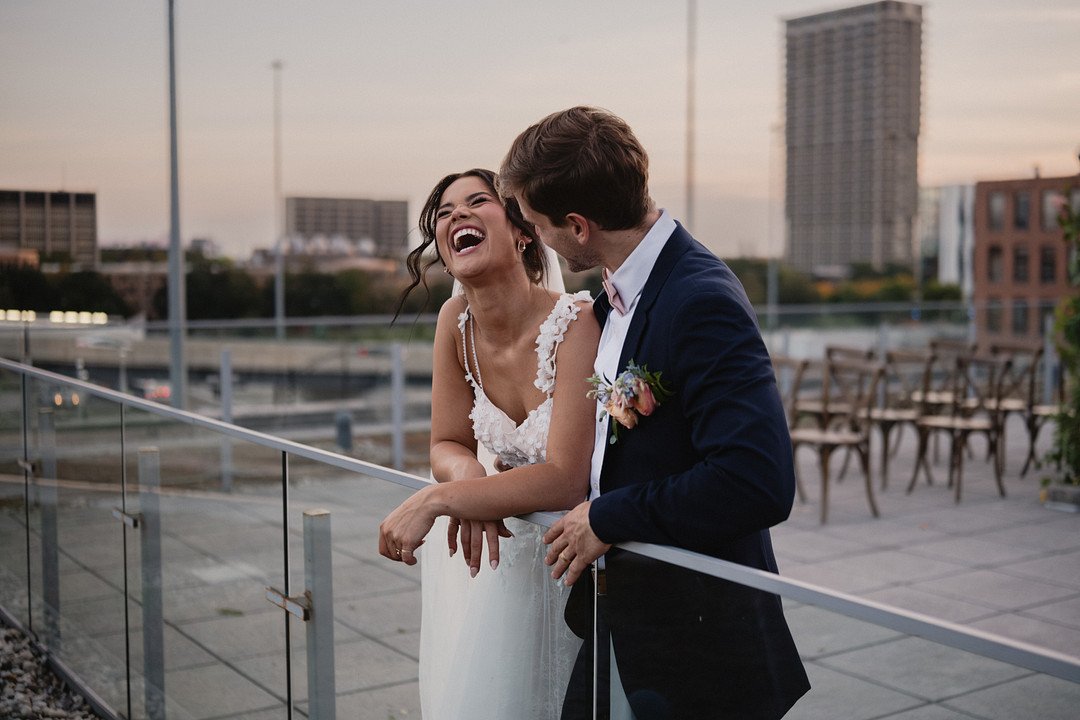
379 168 598 718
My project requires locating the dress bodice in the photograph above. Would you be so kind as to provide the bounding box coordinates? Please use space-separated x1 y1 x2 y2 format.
457 290 591 469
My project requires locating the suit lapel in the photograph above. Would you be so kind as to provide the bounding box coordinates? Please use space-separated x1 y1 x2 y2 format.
616 223 693 371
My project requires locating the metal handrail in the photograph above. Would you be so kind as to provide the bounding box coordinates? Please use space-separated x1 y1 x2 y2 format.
3 356 1078 684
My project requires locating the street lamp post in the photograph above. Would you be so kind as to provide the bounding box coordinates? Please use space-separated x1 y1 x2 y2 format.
273 60 286 341
685 0 697 232
166 0 186 409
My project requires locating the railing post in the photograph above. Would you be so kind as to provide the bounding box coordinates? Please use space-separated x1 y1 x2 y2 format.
139 447 166 720
220 349 233 492
38 407 61 650
390 343 405 471
304 509 335 720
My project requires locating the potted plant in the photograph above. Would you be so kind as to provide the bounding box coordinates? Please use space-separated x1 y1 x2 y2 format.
1041 160 1080 511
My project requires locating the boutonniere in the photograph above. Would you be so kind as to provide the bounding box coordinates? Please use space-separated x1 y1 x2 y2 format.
587 360 673 444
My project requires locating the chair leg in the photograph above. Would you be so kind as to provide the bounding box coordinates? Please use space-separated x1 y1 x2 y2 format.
837 446 853 481
992 430 1007 498
819 446 833 525
1020 416 1043 477
953 431 967 504
907 427 932 494
878 423 893 490
859 444 880 518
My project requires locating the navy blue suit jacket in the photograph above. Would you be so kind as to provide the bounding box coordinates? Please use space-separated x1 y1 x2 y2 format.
572 223 809 719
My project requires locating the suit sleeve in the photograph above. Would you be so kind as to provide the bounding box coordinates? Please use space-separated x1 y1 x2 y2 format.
588 287 797 555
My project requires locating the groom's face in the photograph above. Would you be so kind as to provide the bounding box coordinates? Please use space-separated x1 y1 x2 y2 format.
516 195 600 273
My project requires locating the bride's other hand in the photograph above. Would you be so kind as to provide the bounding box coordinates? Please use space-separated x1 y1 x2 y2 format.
459 519 514 576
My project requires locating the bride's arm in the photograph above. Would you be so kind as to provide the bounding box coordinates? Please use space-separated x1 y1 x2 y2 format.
379 301 600 563
428 297 487 483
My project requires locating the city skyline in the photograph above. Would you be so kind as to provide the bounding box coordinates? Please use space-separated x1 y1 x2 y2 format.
1 0 1078 261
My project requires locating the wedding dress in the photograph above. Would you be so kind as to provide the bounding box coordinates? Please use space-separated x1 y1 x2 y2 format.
418 288 591 720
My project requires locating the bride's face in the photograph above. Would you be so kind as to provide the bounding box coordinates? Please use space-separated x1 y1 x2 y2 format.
435 176 526 282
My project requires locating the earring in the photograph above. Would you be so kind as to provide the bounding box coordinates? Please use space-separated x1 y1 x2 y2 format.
443 267 453 276
517 239 527 253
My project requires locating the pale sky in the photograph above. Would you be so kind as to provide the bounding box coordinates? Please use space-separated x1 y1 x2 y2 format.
1 1 1077 260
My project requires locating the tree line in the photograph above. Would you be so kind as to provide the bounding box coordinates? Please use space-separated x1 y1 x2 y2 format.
0 256 959 321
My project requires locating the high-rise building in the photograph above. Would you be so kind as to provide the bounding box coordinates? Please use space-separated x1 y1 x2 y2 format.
285 196 409 260
785 1 922 275
0 189 98 267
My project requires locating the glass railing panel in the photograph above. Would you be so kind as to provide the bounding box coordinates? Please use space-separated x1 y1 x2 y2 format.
0 367 31 628
283 452 422 718
22 375 128 714
782 598 1079 719
120 408 291 719
600 546 1079 719
0 324 28 359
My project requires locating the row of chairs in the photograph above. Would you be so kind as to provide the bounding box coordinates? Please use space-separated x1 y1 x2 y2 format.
772 339 1063 523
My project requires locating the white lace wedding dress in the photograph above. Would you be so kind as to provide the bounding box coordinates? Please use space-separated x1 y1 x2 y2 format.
418 290 591 720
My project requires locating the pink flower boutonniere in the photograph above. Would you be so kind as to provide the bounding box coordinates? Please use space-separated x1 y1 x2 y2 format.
587 360 673 444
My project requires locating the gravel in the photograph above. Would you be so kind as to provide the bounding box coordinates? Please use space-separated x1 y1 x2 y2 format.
1 626 101 720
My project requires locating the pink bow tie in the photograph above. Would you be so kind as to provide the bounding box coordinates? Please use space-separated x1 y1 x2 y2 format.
602 269 627 315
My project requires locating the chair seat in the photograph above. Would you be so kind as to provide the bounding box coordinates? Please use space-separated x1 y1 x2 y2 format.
868 407 919 422
790 427 862 445
1033 404 1062 418
917 416 993 432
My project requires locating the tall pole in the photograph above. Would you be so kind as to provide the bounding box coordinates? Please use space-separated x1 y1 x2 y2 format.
166 0 187 409
273 60 286 341
685 0 697 232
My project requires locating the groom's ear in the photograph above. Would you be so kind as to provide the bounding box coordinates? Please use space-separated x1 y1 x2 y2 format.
565 213 592 246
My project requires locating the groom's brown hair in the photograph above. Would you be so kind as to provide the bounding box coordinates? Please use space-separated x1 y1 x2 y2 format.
498 106 652 231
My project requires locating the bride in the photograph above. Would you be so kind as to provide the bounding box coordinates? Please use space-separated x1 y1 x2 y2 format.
380 169 599 718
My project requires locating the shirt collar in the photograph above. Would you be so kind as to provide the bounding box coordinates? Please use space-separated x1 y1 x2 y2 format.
605 209 676 314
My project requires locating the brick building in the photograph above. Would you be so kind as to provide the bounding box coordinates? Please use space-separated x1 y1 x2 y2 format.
972 175 1080 348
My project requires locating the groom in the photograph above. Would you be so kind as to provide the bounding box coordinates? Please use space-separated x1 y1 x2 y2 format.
499 107 810 719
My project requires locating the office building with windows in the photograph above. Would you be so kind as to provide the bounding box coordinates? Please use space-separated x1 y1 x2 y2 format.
973 175 1079 347
285 196 409 260
785 1 922 275
0 189 98 267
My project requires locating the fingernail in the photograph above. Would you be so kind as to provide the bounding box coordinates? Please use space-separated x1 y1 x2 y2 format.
449 548 455 557
490 560 498 571
470 566 478 578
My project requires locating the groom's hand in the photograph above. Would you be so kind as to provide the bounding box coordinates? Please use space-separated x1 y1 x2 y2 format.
543 501 611 587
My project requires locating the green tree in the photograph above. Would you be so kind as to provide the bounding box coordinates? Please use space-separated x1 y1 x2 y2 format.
52 271 132 316
0 265 53 309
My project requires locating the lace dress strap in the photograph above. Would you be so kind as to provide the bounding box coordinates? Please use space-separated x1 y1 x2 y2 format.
534 290 591 396
457 307 482 391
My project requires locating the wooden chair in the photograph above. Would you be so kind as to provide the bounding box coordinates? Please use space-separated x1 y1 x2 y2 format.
989 342 1044 471
790 358 883 523
867 349 933 489
907 355 1009 502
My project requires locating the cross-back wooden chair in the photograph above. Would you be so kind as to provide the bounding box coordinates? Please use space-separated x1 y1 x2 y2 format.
907 354 1009 502
989 342 1044 472
790 358 883 523
867 349 933 489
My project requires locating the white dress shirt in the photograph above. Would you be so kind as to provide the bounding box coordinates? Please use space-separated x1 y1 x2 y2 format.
589 209 677 501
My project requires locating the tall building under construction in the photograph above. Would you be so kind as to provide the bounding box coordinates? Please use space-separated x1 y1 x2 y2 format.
784 0 922 275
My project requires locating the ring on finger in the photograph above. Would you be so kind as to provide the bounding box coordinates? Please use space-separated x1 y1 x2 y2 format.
559 552 572 563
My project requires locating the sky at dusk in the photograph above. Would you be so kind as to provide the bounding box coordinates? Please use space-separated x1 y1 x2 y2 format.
1 0 1077 260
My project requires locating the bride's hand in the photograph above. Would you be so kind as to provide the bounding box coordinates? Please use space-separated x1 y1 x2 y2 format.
458 519 514 576
378 485 438 565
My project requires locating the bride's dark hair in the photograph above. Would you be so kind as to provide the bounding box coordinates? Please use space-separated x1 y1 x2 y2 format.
395 168 546 319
